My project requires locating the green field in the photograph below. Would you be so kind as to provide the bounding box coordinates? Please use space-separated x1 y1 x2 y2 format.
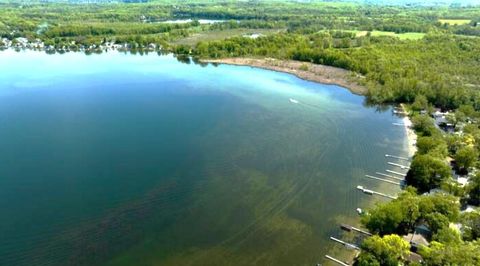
370 31 425 40
439 19 472 25
173 28 285 45
333 30 425 40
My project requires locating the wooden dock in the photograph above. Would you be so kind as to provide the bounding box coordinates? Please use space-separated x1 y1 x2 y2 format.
385 154 410 161
330 237 360 250
325 255 350 266
386 169 407 177
375 172 404 181
387 162 410 170
340 224 372 236
357 185 397 199
364 175 401 185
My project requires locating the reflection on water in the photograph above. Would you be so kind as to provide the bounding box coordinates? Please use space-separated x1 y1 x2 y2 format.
0 50 407 265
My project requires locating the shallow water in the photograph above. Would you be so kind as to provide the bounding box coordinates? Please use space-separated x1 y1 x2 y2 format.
0 50 408 265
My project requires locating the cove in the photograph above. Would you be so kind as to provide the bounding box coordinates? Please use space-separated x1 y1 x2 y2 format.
0 50 408 265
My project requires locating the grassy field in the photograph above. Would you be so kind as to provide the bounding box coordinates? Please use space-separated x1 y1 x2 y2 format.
370 31 425 40
173 28 285 45
438 19 472 25
337 30 425 40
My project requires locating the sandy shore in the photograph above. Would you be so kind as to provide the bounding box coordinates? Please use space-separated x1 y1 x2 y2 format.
202 58 367 95
400 104 417 157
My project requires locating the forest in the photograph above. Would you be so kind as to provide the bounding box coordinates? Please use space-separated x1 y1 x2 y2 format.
1 0 480 265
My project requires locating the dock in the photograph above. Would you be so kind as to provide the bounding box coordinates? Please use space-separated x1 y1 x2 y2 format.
375 172 404 181
386 169 407 177
385 154 410 161
325 255 350 266
330 237 360 250
364 175 401 185
357 185 397 199
392 123 405 126
387 162 410 170
340 224 372 236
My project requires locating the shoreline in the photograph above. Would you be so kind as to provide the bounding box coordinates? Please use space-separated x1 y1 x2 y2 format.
201 57 367 95
400 104 418 158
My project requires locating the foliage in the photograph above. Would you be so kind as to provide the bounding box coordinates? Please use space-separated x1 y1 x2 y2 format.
406 155 451 193
362 189 459 236
356 235 410 266
419 240 480 265
467 174 480 205
454 146 477 171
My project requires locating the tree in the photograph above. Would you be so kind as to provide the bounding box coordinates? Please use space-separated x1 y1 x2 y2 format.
461 212 480 241
412 95 429 111
433 227 462 244
356 234 410 266
419 240 480 265
419 193 460 222
362 190 420 235
406 155 451 193
424 212 449 235
412 115 436 136
455 146 477 171
467 174 480 205
416 136 447 157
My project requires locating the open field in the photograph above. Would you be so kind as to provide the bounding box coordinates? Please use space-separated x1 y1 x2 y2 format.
173 28 285 46
439 19 472 25
331 30 425 40
370 31 425 40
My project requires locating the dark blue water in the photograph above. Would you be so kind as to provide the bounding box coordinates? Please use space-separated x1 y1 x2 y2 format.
0 50 408 265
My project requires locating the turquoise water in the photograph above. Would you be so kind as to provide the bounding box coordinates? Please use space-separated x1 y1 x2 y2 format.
0 50 408 265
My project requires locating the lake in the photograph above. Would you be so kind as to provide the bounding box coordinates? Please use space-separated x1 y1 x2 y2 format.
0 50 408 265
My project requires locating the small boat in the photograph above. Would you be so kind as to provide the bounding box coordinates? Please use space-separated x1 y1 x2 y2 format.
356 208 363 215
289 98 299 104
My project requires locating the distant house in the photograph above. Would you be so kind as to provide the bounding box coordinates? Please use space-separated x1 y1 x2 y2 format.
433 109 447 118
432 110 455 132
403 232 429 252
403 224 431 252
461 205 478 213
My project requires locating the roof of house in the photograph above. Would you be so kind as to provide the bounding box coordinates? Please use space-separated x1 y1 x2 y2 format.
403 233 430 247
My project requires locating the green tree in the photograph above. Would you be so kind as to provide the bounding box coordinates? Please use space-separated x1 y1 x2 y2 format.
412 115 436 136
357 234 410 266
412 94 429 111
455 146 477 171
461 212 480 241
416 136 448 157
362 190 420 235
406 155 451 193
467 174 480 205
424 212 449 235
419 240 480 265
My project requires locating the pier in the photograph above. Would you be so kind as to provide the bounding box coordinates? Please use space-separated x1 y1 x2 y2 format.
392 123 405 126
387 162 410 170
325 255 350 266
385 154 410 161
330 237 360 250
364 175 401 185
357 185 397 199
375 172 404 181
340 224 372 236
386 169 407 177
